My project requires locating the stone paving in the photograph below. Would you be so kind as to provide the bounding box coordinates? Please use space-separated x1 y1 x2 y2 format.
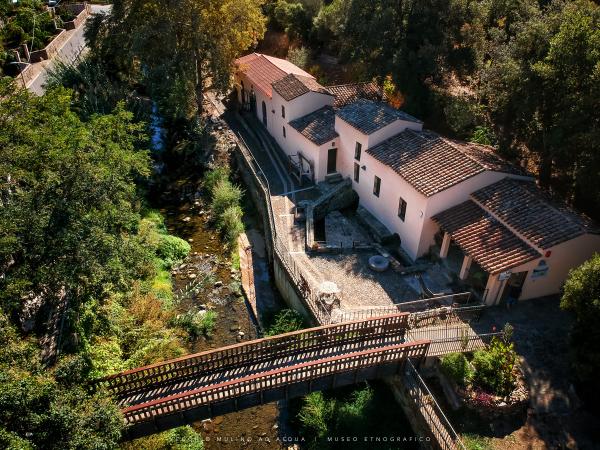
308 252 419 309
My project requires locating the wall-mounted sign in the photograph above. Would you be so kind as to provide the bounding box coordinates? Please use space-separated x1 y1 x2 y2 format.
531 260 549 279
498 271 512 281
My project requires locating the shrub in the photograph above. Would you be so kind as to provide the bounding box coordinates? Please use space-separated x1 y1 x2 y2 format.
158 234 191 268
217 205 244 247
287 46 310 69
472 337 517 396
202 167 230 197
173 310 217 339
440 353 473 386
265 309 306 336
54 354 92 386
211 180 242 217
298 392 334 438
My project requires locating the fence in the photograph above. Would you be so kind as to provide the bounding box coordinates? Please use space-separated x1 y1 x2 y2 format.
403 359 466 450
331 297 482 325
407 326 503 357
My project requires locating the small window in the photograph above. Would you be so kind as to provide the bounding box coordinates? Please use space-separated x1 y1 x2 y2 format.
354 142 362 161
398 197 407 221
281 105 285 118
353 163 360 183
283 126 286 138
373 176 381 197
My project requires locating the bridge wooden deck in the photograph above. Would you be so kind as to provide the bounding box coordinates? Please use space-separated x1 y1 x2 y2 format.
97 313 432 440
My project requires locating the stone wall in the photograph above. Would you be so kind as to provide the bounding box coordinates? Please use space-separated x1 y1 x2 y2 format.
29 29 68 63
62 3 90 30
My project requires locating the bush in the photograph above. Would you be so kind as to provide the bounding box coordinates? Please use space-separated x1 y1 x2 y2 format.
264 309 306 336
472 337 517 396
287 46 310 69
440 353 473 386
217 205 244 247
560 254 600 391
158 234 191 269
211 180 242 217
173 310 217 339
298 392 333 439
54 354 92 386
202 167 230 197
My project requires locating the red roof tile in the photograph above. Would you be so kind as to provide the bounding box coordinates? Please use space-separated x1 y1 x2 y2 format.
433 201 541 274
472 178 599 250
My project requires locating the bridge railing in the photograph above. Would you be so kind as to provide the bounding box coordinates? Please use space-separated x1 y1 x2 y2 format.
96 313 410 397
403 359 466 450
407 326 503 357
332 302 484 327
122 340 431 426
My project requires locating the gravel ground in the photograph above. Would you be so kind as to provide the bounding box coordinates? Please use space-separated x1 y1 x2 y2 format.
307 252 420 309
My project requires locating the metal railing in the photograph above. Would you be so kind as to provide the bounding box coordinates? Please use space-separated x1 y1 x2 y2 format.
403 359 466 450
234 121 332 324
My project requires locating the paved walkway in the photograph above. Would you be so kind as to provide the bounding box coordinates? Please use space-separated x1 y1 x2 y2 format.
24 5 111 95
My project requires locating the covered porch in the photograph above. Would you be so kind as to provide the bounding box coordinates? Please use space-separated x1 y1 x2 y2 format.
433 200 541 305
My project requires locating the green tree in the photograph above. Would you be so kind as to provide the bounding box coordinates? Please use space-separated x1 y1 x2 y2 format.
0 80 151 346
561 254 600 401
0 312 123 449
90 0 266 121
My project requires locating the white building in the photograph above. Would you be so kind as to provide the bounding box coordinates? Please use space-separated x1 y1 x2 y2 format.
234 53 600 305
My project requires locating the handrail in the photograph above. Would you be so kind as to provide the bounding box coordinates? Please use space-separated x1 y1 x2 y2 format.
404 359 466 450
96 312 410 393
122 340 431 425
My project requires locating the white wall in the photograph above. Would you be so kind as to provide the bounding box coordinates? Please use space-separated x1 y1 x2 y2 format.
366 119 422 149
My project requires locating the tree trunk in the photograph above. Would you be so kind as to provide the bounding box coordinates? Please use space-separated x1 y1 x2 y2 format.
194 49 203 117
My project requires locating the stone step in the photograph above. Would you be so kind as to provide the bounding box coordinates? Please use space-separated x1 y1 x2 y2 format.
325 172 343 184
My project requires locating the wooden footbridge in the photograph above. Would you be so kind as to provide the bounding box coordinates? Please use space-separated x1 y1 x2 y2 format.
98 313 432 440
97 310 495 443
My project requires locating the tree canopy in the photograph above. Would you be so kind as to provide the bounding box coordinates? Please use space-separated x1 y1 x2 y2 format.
561 253 600 401
0 80 151 342
88 0 266 122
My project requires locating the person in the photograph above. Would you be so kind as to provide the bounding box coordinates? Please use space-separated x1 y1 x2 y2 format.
506 284 522 310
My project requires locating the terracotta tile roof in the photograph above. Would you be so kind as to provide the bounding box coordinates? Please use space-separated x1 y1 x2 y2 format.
289 106 339 146
235 53 314 98
366 130 485 197
235 53 285 97
336 99 422 135
327 82 384 107
472 178 599 249
272 74 332 101
433 200 541 274
449 140 529 177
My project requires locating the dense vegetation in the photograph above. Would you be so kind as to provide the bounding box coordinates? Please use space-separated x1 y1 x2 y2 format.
561 254 600 404
296 383 419 450
263 0 600 221
441 326 518 397
0 76 203 446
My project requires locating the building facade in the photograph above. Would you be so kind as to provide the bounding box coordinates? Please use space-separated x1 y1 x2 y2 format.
234 53 600 305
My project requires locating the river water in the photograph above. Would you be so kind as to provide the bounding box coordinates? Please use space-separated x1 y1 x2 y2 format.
155 177 284 450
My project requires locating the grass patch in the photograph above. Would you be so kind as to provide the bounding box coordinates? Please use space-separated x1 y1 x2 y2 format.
462 433 493 450
204 168 245 250
173 310 217 339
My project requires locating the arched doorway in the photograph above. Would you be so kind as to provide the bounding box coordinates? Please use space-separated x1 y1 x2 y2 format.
262 101 267 126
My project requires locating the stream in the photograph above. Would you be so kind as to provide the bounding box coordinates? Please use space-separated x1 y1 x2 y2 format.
154 177 286 449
